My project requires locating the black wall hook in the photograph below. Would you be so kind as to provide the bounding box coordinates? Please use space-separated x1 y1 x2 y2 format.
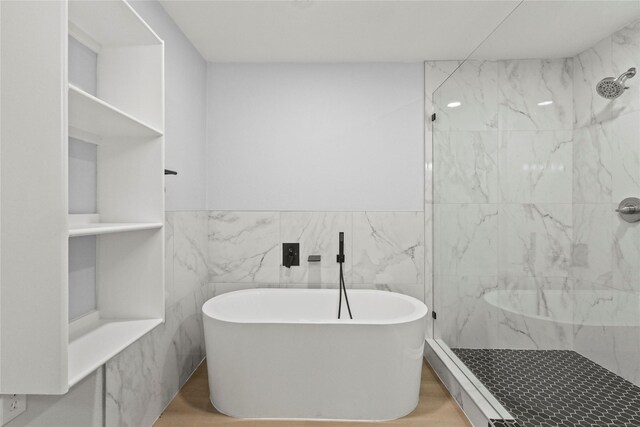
164 169 177 175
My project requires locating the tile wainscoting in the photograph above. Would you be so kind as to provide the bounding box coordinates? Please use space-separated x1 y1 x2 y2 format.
106 209 428 426
208 210 426 302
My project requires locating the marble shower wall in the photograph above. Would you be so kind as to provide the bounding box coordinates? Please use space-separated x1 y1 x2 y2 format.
105 212 210 427
432 57 575 352
424 61 462 337
432 18 640 388
207 211 425 302
572 19 640 387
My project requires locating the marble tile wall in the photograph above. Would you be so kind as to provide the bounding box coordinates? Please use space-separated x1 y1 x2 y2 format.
106 212 210 427
432 57 575 352
102 211 426 426
571 18 640 387
207 211 426 303
432 18 640 387
425 61 462 337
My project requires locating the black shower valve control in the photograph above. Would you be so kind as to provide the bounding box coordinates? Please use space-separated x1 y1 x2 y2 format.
282 243 299 268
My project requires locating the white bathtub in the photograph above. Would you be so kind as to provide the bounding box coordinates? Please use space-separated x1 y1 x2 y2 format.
202 288 428 421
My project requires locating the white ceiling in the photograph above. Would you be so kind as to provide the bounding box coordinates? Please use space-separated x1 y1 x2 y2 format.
160 0 640 63
470 1 640 60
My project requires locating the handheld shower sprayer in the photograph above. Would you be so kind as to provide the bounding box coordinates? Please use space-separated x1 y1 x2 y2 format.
337 232 345 263
596 67 636 99
337 232 352 319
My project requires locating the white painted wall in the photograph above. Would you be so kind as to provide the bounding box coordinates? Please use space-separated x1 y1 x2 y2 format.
68 138 96 214
132 0 207 211
68 236 96 321
206 63 424 211
68 36 97 96
6 369 103 427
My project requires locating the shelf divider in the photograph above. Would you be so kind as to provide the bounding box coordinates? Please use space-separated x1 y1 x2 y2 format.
68 84 163 140
68 317 163 387
69 222 163 237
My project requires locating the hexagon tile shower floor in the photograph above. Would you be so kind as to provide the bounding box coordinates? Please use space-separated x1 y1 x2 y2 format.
453 349 640 427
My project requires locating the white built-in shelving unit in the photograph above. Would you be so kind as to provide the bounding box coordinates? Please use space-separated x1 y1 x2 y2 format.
69 84 163 139
0 0 165 394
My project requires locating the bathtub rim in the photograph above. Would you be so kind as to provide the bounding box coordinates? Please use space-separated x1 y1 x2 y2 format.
202 288 428 326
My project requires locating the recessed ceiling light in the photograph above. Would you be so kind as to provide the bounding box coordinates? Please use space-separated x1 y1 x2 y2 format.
537 100 553 106
447 101 461 108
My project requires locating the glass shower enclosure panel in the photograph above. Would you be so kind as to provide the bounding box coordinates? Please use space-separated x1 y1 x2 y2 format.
431 59 501 352
431 3 640 425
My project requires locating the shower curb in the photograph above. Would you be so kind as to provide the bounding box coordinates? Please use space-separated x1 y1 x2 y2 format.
423 339 516 427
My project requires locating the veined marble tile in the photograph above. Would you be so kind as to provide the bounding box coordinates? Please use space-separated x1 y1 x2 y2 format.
167 288 207 390
573 36 614 127
279 211 352 285
498 204 572 277
367 283 425 303
106 330 163 427
352 211 424 285
573 284 640 387
573 123 613 203
425 208 434 338
210 282 264 296
425 130 433 203
434 130 498 203
610 111 640 203
210 282 425 305
499 130 572 203
497 276 573 350
108 214 207 427
572 204 613 287
164 213 175 308
197 284 210 359
498 59 573 131
433 60 498 131
612 19 640 118
170 211 208 306
106 287 208 427
425 61 463 101
172 290 207 386
613 202 640 292
208 211 280 283
435 275 498 349
425 61 463 131
424 208 433 285
424 282 434 339
434 204 498 276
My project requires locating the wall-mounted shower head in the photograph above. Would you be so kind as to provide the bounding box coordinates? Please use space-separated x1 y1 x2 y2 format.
596 67 636 99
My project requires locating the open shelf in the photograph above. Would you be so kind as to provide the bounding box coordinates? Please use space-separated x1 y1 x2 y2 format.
69 84 163 140
68 317 162 387
0 0 165 394
68 0 161 49
69 222 163 237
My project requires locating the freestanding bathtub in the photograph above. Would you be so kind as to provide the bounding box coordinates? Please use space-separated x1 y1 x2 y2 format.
202 288 428 421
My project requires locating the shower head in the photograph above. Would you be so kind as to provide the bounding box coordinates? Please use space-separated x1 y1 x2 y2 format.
596 67 636 99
